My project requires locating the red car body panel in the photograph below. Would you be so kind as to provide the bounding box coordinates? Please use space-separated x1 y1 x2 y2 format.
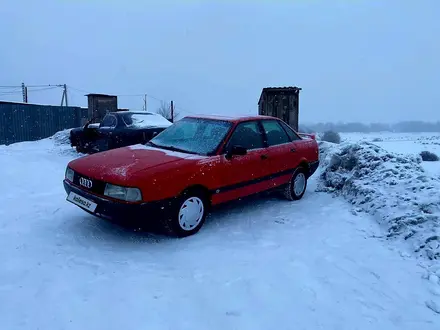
66 116 319 208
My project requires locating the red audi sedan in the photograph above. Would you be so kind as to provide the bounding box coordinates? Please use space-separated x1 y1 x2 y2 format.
64 115 319 237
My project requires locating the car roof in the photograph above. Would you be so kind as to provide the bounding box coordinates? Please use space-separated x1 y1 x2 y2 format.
110 111 157 115
184 114 277 123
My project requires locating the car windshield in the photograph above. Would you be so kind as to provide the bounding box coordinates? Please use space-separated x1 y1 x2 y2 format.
100 114 117 128
148 117 232 155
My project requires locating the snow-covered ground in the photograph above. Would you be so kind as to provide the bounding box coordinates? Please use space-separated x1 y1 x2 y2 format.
0 132 440 329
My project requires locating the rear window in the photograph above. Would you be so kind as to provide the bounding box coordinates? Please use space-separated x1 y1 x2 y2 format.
279 121 302 141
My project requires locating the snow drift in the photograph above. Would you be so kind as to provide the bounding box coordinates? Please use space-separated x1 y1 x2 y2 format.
50 128 72 146
317 141 440 260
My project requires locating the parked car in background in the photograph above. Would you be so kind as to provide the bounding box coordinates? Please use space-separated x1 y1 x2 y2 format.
64 115 319 237
69 111 171 153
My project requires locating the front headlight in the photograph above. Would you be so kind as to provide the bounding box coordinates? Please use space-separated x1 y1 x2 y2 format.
104 183 142 202
65 167 74 182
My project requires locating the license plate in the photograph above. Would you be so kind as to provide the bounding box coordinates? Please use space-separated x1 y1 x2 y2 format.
67 191 97 212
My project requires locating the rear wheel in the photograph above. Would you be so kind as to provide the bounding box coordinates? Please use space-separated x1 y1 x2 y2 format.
162 189 208 237
283 167 308 201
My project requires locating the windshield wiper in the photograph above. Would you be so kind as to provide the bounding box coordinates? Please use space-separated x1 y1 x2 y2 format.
146 141 198 155
147 141 160 148
161 145 199 155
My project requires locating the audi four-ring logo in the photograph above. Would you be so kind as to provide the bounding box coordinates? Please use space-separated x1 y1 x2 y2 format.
79 177 93 188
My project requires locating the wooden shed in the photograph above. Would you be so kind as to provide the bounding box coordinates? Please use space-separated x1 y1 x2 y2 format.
86 93 118 122
258 86 301 131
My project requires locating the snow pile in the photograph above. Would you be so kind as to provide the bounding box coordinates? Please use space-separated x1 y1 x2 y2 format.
46 129 82 157
317 141 440 260
50 128 72 146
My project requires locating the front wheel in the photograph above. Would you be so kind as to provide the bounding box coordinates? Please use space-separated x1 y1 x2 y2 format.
283 168 308 201
162 190 208 237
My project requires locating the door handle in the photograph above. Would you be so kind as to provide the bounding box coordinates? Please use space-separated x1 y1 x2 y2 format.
290 148 296 153
261 154 268 160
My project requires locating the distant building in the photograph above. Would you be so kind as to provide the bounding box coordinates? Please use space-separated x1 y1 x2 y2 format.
258 86 301 131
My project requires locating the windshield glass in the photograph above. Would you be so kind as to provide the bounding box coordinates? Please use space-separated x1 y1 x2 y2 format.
149 117 232 155
100 114 117 128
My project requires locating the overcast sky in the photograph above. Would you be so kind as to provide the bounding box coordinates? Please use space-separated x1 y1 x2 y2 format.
1 0 439 123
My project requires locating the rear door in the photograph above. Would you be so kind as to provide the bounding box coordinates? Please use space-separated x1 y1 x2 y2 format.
212 120 271 204
260 119 301 187
278 120 313 161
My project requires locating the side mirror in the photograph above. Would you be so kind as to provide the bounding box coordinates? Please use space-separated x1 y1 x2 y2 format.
225 145 247 159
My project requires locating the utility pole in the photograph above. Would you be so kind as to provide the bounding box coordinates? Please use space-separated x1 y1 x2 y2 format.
60 84 68 106
170 100 174 122
64 84 68 106
21 82 27 103
143 94 147 111
60 90 64 106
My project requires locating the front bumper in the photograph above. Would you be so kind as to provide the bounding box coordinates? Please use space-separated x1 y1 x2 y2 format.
63 180 175 225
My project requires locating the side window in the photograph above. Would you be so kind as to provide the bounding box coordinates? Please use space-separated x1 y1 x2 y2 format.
226 121 264 151
100 115 117 128
261 120 290 146
279 121 301 141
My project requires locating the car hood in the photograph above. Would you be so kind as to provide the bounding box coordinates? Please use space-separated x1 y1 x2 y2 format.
68 144 205 183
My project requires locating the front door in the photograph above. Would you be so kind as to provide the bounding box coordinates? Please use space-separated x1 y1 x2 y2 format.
212 120 270 205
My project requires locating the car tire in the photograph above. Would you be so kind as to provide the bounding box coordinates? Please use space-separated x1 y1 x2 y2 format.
162 189 209 237
283 167 308 201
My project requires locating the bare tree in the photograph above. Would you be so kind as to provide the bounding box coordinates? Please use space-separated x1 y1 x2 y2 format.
156 101 179 121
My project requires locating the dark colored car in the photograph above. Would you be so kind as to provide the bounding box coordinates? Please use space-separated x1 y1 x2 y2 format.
64 114 320 237
69 111 171 153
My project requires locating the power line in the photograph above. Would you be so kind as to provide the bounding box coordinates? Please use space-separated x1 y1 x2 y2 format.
68 85 168 102
67 85 186 109
27 86 59 92
0 87 60 96
0 91 22 96
0 87 22 93
0 84 63 88
0 83 66 103
24 84 63 88
1 83 200 115
67 86 90 94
